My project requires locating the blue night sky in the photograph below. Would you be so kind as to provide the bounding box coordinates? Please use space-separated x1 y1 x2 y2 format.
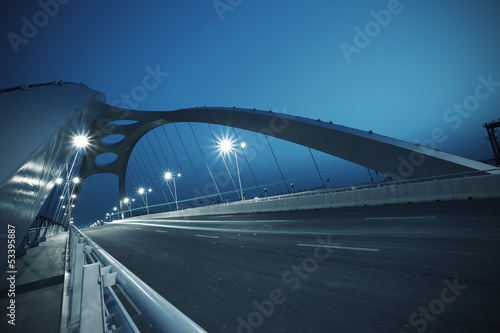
1 0 500 227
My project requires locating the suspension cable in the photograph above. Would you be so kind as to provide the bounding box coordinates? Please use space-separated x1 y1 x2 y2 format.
232 127 263 197
207 124 240 199
309 148 326 189
129 153 147 188
188 123 224 203
172 123 204 194
125 158 142 194
265 135 290 193
367 168 374 183
145 134 176 200
137 141 171 208
157 126 194 200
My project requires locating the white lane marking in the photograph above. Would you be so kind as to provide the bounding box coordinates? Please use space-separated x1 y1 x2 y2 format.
256 220 285 222
155 230 167 233
135 227 143 230
195 234 219 239
297 243 380 252
365 216 436 220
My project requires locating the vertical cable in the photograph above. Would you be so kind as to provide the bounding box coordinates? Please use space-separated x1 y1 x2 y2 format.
157 126 194 198
172 123 204 194
49 183 64 221
232 127 263 197
207 124 240 199
189 123 224 203
54 148 80 224
153 128 172 170
137 140 171 207
49 169 67 222
129 154 148 188
265 135 290 193
309 148 326 189
125 160 141 193
145 134 177 200
367 168 374 183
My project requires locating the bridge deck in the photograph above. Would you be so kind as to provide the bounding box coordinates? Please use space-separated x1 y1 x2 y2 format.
84 199 500 332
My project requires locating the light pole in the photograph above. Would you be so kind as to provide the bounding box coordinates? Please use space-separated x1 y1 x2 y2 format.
218 139 246 201
235 147 243 201
113 207 117 221
122 197 131 219
164 172 180 211
138 188 151 215
106 213 109 222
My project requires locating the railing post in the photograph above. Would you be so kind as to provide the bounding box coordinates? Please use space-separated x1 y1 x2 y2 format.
69 243 85 325
79 263 108 333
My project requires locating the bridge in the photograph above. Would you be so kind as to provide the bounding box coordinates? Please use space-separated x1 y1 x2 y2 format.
1 82 499 332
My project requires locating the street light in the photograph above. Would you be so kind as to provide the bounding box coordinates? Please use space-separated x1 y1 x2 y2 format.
218 138 246 201
123 197 131 218
72 177 80 184
72 134 89 149
138 187 150 215
55 177 63 185
164 172 180 211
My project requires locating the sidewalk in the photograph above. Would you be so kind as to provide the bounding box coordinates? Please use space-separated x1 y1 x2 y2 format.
0 232 68 333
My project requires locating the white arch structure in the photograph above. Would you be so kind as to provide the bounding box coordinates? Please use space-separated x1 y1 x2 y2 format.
82 103 497 203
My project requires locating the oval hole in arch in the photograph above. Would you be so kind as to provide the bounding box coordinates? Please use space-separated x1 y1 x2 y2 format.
108 120 142 131
101 134 126 148
95 153 118 168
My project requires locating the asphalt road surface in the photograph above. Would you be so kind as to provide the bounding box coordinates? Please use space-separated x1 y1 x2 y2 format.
82 199 500 333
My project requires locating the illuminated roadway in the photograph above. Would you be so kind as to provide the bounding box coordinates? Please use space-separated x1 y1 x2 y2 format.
82 199 500 333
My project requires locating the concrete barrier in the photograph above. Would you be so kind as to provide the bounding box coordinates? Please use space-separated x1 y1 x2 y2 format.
322 190 354 208
450 175 500 200
354 186 398 207
124 174 500 221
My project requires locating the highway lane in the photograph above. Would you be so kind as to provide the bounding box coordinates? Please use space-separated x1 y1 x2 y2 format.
82 199 500 332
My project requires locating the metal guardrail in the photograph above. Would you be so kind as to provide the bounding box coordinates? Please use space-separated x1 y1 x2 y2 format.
66 225 206 333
